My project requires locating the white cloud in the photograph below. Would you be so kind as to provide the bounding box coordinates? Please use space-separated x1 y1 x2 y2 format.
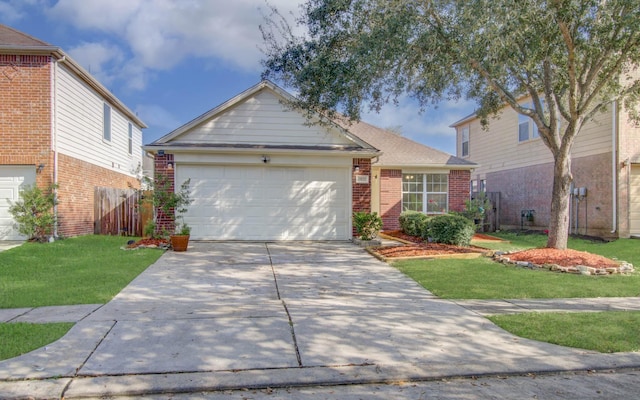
47 0 301 89
66 41 126 86
0 0 30 23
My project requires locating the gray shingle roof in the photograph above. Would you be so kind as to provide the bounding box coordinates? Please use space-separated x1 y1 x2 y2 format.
0 24 52 48
345 120 476 168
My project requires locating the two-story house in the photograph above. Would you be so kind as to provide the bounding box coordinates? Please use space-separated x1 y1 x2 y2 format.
0 24 146 240
451 100 640 239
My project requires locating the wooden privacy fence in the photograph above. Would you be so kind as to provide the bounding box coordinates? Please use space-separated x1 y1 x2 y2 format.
94 187 153 236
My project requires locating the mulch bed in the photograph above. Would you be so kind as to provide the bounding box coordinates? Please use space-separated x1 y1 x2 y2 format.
375 230 488 258
377 230 625 271
125 238 170 249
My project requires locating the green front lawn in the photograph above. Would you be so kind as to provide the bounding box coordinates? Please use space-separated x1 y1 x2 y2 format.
0 235 164 308
394 233 640 352
0 322 74 360
395 233 639 299
1 235 164 361
489 311 640 353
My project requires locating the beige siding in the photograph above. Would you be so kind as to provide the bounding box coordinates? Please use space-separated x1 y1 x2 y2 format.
459 105 613 178
175 91 355 146
631 165 640 236
54 64 143 177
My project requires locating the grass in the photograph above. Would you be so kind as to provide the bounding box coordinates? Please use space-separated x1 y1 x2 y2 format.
0 235 164 361
488 311 640 353
394 232 639 299
394 232 640 352
0 322 74 360
0 235 164 308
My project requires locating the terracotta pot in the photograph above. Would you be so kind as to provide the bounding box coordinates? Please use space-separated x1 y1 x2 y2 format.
170 234 190 252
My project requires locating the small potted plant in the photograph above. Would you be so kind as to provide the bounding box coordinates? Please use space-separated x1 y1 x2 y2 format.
143 174 193 251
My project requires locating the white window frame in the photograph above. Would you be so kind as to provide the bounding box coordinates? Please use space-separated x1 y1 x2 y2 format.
103 103 112 142
518 101 541 142
402 173 449 214
128 122 133 155
461 126 469 157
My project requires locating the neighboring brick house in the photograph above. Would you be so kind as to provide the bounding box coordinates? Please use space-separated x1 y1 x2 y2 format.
0 24 146 240
451 99 640 239
144 80 474 240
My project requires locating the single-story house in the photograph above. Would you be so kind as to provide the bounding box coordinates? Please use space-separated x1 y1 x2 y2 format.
144 81 475 240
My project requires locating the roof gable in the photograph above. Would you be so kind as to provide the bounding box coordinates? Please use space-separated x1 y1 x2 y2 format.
152 81 376 152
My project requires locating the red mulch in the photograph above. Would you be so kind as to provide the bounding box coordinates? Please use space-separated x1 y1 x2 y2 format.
377 230 486 258
375 243 485 258
379 230 619 268
506 248 619 268
127 238 169 248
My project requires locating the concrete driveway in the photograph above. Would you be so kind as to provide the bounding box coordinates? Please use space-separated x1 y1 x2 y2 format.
2 241 640 398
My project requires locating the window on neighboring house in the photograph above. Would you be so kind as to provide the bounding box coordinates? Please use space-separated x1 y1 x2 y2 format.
470 180 478 194
461 126 469 157
518 102 541 142
103 103 112 142
128 123 133 154
480 179 487 192
402 173 449 214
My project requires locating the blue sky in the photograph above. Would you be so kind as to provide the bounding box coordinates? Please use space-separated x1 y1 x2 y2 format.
1 0 474 154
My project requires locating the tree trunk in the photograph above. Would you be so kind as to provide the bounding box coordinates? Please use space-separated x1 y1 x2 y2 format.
546 150 573 249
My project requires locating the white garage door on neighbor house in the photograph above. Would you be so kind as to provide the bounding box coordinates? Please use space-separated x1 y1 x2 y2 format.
0 166 36 240
177 164 350 240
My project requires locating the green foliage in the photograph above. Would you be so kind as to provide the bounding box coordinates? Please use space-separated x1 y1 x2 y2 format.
398 211 429 237
8 184 58 241
262 0 640 249
141 175 192 236
143 219 157 238
425 214 476 247
353 211 383 240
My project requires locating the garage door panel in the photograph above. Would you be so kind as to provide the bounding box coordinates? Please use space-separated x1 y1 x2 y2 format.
177 164 349 240
0 166 36 240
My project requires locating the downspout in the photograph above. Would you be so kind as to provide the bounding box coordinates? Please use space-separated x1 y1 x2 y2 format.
51 56 60 239
611 101 617 234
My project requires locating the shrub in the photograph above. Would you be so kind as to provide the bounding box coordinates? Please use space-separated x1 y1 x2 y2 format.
399 211 430 237
462 192 492 230
8 184 58 241
426 214 476 247
353 212 383 240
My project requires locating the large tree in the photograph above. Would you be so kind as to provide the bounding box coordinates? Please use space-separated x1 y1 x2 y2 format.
262 0 640 249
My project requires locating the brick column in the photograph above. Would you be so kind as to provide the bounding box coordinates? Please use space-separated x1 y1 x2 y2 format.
449 170 471 213
352 158 372 236
154 154 176 233
380 169 402 230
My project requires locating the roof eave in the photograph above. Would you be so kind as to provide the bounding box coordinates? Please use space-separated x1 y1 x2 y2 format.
143 144 381 158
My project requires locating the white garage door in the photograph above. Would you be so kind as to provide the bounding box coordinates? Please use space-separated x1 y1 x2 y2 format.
0 166 36 240
177 165 350 240
631 165 640 236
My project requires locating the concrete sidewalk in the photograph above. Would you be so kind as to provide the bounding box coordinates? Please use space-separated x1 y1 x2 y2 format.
1 241 640 399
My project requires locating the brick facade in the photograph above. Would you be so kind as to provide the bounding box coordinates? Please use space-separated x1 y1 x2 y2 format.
379 169 402 230
485 153 615 237
56 153 139 237
1 53 140 238
377 169 471 231
0 55 54 188
153 154 176 233
448 169 471 213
